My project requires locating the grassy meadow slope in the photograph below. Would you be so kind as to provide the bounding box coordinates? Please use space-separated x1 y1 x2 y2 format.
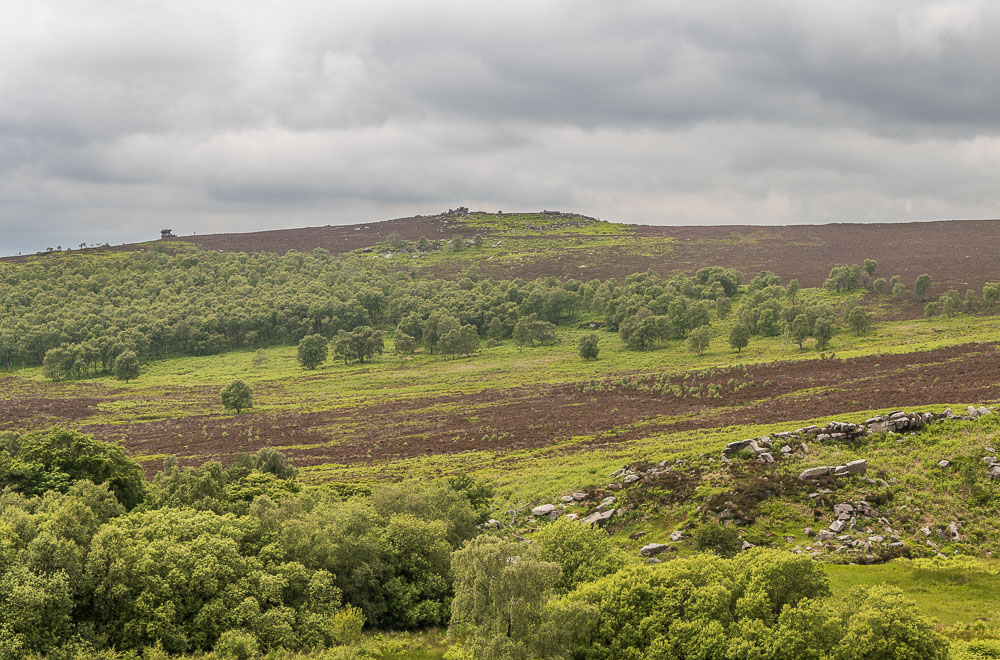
2 211 1000 654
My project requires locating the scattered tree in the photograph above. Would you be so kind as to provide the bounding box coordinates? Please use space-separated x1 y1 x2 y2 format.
940 293 958 317
729 324 750 353
964 289 977 312
862 258 878 285
786 279 800 303
113 350 140 383
847 307 871 335
333 327 384 364
686 325 711 356
872 277 888 295
984 282 1000 307
297 334 328 370
892 282 907 299
914 273 933 301
394 331 417 356
578 333 599 360
439 324 480 358
43 347 71 381
220 380 253 414
789 314 811 349
692 522 742 558
814 318 833 350
512 314 557 351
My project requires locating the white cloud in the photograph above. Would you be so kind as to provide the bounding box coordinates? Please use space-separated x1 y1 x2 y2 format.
0 0 998 254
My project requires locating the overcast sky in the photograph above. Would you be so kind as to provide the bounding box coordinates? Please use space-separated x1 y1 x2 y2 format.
1 1 998 255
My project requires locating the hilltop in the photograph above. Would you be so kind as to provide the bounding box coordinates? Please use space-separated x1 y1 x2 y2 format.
9 211 1000 292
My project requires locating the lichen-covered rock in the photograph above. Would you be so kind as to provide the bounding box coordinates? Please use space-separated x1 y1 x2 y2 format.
799 466 833 479
639 543 670 557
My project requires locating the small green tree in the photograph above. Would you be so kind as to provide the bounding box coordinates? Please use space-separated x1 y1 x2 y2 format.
940 293 957 317
814 318 833 350
42 347 71 381
786 279 800 303
297 334 328 370
964 289 977 312
417 236 431 251
892 282 907 299
847 307 871 335
834 585 948 659
333 327 384 364
578 333 599 360
449 536 560 658
924 301 940 318
789 314 811 349
394 331 417 356
686 325 711 356
252 349 268 368
984 282 1000 307
439 325 479 358
729 324 750 353
113 350 140 383
221 380 253 414
914 274 933 301
863 258 878 284
872 277 888 295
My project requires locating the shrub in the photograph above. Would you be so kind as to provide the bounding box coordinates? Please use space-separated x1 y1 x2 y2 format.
692 522 742 558
221 380 253 414
214 630 260 659
297 334 328 370
578 333 600 360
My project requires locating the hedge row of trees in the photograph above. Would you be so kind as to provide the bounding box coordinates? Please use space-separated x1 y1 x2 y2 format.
0 427 947 658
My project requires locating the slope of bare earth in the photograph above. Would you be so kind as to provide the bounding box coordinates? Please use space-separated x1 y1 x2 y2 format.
9 342 988 475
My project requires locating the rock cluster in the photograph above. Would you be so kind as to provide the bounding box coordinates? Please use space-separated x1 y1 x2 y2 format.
520 405 995 559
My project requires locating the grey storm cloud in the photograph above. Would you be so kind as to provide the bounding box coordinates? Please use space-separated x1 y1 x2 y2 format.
0 0 998 255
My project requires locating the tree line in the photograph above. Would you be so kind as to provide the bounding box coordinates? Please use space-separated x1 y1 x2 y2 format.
4 247 989 382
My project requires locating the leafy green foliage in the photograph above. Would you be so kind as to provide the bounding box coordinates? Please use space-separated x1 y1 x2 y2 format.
915 273 934 300
394 330 417 355
333 326 384 364
729 323 750 353
113 350 140 383
578 333 600 360
449 535 561 659
847 307 872 336
220 379 253 413
692 522 743 558
513 314 557 350
814 317 833 350
296 333 328 369
686 325 711 356
0 427 146 508
535 518 625 593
